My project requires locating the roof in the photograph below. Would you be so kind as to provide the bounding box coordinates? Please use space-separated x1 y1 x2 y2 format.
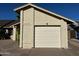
14 3 78 26
0 20 20 28
76 21 79 24
75 21 79 27
0 20 12 26
69 21 79 31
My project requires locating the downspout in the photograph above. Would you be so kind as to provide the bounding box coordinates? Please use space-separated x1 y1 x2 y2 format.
20 10 24 48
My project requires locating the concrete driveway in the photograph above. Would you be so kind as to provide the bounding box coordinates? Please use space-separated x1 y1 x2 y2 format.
21 47 79 56
0 40 79 56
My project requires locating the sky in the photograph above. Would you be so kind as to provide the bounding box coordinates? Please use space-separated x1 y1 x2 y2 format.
0 3 79 21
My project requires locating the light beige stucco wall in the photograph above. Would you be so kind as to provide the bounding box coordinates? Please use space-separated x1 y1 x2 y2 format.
35 10 68 48
22 8 34 48
35 10 61 25
20 7 68 49
60 20 68 48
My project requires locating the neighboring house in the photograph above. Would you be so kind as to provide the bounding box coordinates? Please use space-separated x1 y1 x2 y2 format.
12 3 78 49
0 20 14 39
74 21 79 39
68 24 77 39
0 20 19 39
68 21 79 40
10 20 20 44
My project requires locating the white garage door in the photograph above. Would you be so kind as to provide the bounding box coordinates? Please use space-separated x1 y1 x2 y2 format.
35 27 61 48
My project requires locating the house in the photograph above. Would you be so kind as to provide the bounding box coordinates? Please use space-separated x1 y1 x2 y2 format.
74 21 79 39
68 24 77 39
12 3 78 49
68 20 79 40
0 20 14 39
0 20 19 40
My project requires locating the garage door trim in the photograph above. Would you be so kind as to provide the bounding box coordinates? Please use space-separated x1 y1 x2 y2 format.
35 25 61 27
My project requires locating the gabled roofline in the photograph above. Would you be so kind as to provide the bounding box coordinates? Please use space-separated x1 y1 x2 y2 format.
14 3 78 26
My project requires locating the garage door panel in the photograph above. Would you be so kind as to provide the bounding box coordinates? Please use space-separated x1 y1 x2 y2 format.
35 27 61 48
